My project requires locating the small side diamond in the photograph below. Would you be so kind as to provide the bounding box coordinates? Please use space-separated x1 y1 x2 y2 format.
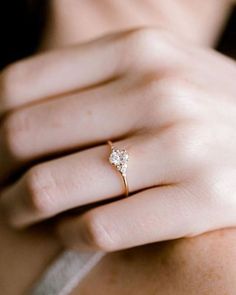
119 163 128 175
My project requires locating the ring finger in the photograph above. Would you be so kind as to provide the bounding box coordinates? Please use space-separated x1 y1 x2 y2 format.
0 134 180 228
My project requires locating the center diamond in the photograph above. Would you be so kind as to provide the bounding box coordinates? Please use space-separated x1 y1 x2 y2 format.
109 148 129 176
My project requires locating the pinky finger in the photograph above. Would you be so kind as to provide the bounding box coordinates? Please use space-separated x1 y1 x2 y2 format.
56 185 202 252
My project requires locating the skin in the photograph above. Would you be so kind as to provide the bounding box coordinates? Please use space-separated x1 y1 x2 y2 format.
74 230 236 295
41 0 232 48
0 219 60 294
1 0 235 294
1 27 236 251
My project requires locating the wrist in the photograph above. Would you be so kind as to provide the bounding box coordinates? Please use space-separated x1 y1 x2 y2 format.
39 0 232 50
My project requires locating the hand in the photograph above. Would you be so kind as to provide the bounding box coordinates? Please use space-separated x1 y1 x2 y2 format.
0 28 236 252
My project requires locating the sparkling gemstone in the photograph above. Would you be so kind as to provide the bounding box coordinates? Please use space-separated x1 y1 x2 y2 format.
109 148 129 175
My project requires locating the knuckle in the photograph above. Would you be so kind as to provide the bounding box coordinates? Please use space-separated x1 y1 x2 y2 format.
158 76 200 119
204 169 236 209
166 75 199 98
24 166 56 216
82 211 115 251
1 111 31 161
137 74 201 126
169 122 208 168
123 27 162 69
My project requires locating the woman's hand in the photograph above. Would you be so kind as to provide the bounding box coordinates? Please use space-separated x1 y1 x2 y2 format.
0 28 236 252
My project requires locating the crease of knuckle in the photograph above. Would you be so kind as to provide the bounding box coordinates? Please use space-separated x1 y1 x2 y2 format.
82 211 116 251
1 111 32 161
24 166 58 216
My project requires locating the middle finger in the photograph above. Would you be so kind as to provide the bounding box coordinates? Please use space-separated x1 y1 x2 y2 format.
0 80 141 181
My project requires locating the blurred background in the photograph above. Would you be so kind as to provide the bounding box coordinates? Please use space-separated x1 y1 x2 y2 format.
0 1 235 70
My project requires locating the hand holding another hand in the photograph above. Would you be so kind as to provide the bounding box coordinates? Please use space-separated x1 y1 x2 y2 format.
0 28 236 252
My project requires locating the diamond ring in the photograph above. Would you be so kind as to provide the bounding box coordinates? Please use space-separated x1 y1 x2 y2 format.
108 140 129 197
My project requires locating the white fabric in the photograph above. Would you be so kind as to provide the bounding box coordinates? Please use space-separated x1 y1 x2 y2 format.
29 250 105 295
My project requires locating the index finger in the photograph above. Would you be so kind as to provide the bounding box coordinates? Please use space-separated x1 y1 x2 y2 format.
0 27 174 115
0 30 130 115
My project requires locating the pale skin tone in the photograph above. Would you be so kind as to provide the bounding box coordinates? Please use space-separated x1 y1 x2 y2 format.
1 1 236 294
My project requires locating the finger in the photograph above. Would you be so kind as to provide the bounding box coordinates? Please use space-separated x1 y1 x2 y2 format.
0 28 166 115
0 32 124 114
0 79 140 180
0 134 181 228
56 185 201 252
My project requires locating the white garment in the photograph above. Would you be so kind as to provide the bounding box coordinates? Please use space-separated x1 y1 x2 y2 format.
29 250 105 295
